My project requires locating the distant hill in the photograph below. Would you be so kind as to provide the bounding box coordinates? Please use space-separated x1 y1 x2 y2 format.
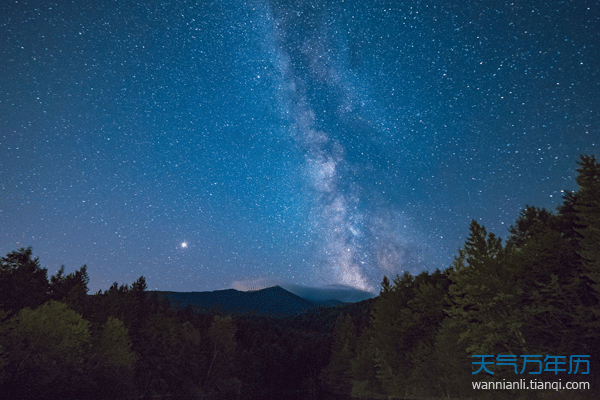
282 284 375 303
151 285 336 318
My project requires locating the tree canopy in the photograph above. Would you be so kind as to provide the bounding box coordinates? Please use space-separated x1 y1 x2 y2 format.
1 154 598 399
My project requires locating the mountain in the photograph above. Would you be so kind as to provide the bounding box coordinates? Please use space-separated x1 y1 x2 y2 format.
151 285 324 318
282 284 375 303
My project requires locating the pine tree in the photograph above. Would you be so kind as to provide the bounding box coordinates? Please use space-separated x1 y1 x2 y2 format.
359 271 450 398
49 265 89 314
447 220 524 356
568 155 600 389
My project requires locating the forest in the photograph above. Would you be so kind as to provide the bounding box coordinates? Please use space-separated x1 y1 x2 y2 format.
1 155 599 400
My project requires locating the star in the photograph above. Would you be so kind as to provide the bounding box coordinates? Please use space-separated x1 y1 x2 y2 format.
1 0 595 293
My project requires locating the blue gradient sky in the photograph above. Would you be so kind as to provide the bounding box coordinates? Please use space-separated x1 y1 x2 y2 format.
2 0 598 293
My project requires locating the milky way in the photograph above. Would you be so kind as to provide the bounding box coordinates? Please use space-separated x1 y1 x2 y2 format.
262 0 429 291
1 0 598 293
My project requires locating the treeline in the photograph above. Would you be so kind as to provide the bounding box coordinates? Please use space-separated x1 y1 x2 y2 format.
0 247 353 400
1 155 598 400
321 155 600 399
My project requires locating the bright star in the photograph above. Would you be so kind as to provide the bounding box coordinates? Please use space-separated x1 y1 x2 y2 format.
181 242 188 248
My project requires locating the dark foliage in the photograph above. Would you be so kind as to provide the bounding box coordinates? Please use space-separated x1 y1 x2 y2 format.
1 155 598 399
0 247 49 315
331 155 600 399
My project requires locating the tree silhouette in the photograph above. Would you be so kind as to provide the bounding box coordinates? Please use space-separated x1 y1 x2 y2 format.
0 247 49 315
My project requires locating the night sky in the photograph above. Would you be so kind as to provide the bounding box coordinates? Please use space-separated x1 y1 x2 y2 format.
2 0 598 294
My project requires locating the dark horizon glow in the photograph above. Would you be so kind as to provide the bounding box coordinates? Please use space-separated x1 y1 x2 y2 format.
1 0 598 293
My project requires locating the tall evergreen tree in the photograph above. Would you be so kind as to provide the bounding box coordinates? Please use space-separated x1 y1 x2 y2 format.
507 205 556 249
568 155 600 390
506 210 581 355
0 247 49 315
49 265 89 314
447 220 519 356
357 271 450 398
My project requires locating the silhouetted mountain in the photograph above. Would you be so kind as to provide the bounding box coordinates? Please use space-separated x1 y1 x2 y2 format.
283 283 376 303
151 285 323 318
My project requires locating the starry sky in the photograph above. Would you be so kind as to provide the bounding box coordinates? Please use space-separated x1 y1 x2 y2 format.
1 0 599 294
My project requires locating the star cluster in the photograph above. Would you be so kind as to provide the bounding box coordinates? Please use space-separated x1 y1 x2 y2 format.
1 0 598 292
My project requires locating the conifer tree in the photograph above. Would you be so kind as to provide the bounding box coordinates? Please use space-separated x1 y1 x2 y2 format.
573 155 600 306
49 265 89 314
568 155 600 385
447 220 524 357
0 247 49 314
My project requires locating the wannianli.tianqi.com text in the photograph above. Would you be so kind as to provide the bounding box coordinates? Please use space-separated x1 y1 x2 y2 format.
472 380 590 391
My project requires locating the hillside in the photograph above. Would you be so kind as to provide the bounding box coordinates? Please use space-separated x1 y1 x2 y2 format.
150 285 329 318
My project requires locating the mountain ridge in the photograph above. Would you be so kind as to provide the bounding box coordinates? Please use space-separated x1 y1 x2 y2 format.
150 285 348 318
